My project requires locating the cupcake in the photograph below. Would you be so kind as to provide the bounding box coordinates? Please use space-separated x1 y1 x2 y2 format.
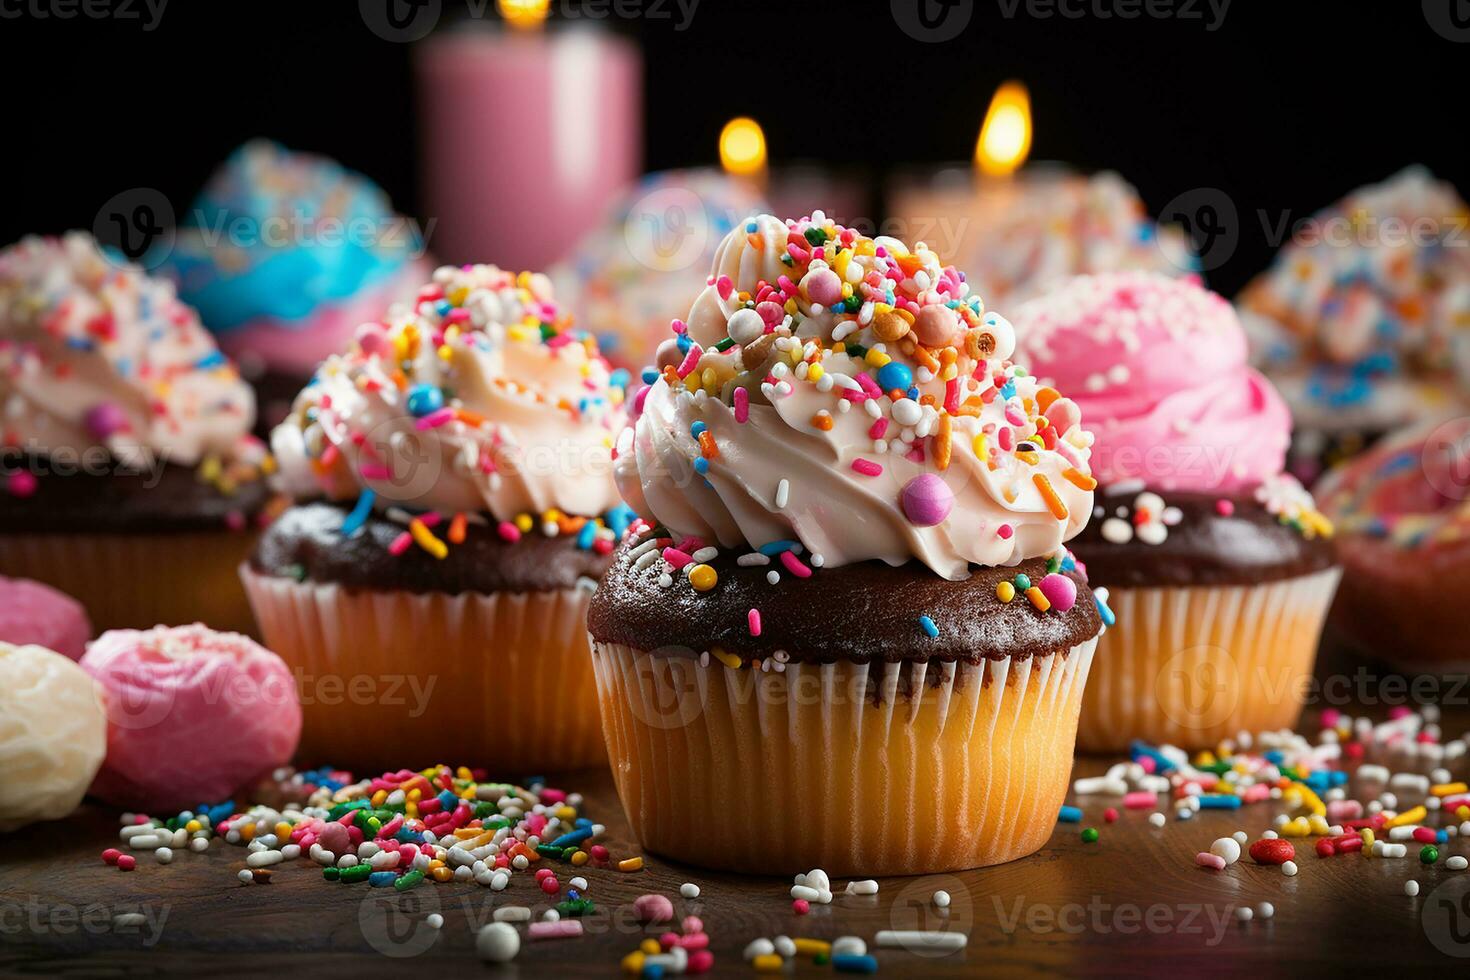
0 233 273 633
1238 167 1470 483
157 140 431 426
242 263 630 772
0 576 91 661
1315 416 1470 671
1015 271 1340 752
551 169 766 369
589 213 1105 875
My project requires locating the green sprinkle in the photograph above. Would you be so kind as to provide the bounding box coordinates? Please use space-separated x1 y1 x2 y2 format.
394 870 425 891
1421 845 1439 864
804 227 828 246
1014 573 1032 591
713 337 735 352
323 867 340 882
1081 828 1099 843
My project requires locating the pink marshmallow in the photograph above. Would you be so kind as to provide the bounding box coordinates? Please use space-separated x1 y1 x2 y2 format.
81 624 301 811
0 576 92 661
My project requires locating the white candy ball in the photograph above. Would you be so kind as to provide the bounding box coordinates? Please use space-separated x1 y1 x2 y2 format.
476 922 520 963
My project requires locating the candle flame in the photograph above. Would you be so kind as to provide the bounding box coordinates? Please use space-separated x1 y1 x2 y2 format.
498 0 550 30
719 117 767 177
975 81 1032 177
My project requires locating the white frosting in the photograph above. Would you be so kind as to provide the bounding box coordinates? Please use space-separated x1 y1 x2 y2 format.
616 214 1097 580
273 264 627 519
0 233 257 469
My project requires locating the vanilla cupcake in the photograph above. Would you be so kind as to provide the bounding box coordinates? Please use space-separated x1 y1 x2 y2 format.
242 264 629 772
0 233 272 632
589 213 1104 875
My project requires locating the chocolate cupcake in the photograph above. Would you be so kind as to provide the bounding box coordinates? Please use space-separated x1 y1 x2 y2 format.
0 233 273 632
590 213 1105 875
242 263 631 772
1016 272 1340 752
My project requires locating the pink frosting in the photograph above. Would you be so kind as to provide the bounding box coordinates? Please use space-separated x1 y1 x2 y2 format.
1014 272 1292 492
0 576 91 661
81 625 301 811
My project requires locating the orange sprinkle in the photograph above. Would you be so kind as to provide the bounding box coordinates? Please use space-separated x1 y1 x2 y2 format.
1015 450 1039 465
1033 473 1069 521
746 233 765 251
934 414 953 470
698 431 719 459
454 408 486 428
448 512 468 545
1062 467 1098 491
1036 387 1061 413
812 412 834 431
914 347 940 372
1025 586 1052 612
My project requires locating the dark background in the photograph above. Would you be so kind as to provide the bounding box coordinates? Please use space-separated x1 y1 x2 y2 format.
2 0 1467 295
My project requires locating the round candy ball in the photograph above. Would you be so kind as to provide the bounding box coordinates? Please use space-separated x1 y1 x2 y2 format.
914 305 961 347
0 643 107 832
405 384 445 418
802 267 844 308
1038 573 1078 612
901 474 954 527
81 625 302 812
83 402 130 441
0 576 92 661
876 361 913 393
476 922 520 963
727 307 766 346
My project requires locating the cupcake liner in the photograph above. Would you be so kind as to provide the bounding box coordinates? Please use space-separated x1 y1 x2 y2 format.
1077 567 1341 753
590 636 1098 875
241 567 605 773
0 531 258 635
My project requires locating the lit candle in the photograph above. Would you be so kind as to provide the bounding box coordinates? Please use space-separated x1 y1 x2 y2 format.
888 81 1189 309
414 2 642 270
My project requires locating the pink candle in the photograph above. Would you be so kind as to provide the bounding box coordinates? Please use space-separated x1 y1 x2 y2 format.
414 22 641 270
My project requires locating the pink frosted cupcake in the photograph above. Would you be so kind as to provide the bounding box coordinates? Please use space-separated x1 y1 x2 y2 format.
0 576 91 661
1016 272 1340 751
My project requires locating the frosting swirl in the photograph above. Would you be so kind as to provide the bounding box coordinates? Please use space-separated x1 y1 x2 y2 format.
1014 271 1291 492
272 264 627 519
616 213 1097 581
0 232 257 470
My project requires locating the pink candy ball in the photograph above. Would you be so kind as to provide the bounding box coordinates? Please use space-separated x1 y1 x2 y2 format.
901 474 954 527
914 305 961 347
83 402 130 440
634 893 675 924
355 322 391 358
0 577 92 661
1039 573 1078 612
81 624 302 811
803 267 843 308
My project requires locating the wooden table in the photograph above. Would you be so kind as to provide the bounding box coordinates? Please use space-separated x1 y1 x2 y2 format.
5 711 1470 978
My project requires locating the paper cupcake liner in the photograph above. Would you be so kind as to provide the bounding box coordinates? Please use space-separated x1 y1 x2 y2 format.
1077 567 1341 753
590 637 1098 875
241 567 605 773
0 531 259 635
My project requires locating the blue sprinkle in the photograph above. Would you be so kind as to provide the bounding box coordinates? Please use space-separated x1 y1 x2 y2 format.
1094 593 1116 628
369 871 398 887
1197 794 1242 810
406 384 445 417
1263 750 1285 766
576 522 598 550
1058 805 1083 823
65 336 96 351
194 351 227 370
641 367 660 385
437 789 458 811
394 828 424 844
549 827 594 849
690 421 708 437
609 368 630 389
1129 742 1174 774
604 504 636 537
919 615 939 638
833 953 879 974
676 333 693 353
757 540 801 556
1000 380 1017 400
340 490 376 537
434 299 453 317
693 458 709 475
